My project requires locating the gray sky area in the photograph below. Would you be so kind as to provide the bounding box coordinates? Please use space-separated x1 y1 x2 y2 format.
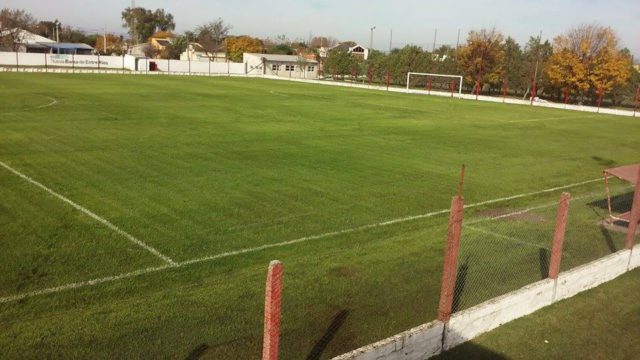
5 0 639 57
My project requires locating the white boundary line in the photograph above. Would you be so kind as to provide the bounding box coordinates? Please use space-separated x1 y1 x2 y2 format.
463 225 549 250
503 114 601 124
0 177 604 304
35 96 58 109
0 160 176 266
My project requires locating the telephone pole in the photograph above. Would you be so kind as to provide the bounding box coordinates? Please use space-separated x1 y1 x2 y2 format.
432 28 438 52
389 29 393 53
369 26 376 51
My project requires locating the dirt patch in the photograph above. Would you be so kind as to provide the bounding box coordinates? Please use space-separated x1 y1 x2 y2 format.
329 266 360 279
476 207 547 224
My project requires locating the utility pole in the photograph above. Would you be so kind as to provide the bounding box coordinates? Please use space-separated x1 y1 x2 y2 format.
131 0 137 45
103 28 107 53
531 30 543 103
369 26 376 51
389 29 393 53
432 28 438 52
456 29 461 49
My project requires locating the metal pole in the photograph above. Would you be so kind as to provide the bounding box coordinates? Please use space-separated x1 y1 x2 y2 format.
44 52 48 72
15 51 19 72
103 28 107 53
389 29 393 53
72 52 75 73
262 261 283 360
370 26 376 51
438 195 464 322
549 193 571 279
432 28 438 53
456 29 461 49
625 167 640 249
531 30 543 104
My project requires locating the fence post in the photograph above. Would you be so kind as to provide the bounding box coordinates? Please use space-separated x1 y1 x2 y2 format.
262 260 284 360
597 87 604 113
475 80 480 100
386 69 390 91
122 54 125 74
503 79 508 102
450 80 455 98
438 195 464 322
44 52 48 73
72 52 75 73
549 192 571 279
15 51 19 72
530 80 537 105
625 167 640 249
633 85 639 117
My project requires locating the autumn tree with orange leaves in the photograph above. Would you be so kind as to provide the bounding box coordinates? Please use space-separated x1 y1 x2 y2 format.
545 24 631 103
226 36 263 62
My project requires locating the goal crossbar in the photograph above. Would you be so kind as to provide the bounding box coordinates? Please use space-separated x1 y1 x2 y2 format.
406 72 464 98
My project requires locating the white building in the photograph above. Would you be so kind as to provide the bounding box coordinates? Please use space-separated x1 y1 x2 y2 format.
180 43 227 62
243 53 319 79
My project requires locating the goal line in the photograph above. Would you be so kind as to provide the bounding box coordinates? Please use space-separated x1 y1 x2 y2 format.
406 72 464 98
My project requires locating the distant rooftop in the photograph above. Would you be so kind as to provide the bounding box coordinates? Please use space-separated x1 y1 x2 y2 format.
245 53 318 63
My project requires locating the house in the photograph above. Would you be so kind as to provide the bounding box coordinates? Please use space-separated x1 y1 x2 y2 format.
243 53 319 79
326 42 370 60
180 43 227 62
1 28 94 54
149 31 175 54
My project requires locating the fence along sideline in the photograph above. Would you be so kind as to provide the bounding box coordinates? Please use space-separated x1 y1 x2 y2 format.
334 186 640 360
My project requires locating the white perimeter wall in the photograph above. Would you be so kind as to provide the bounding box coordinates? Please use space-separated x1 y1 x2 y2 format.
0 52 136 70
334 246 640 360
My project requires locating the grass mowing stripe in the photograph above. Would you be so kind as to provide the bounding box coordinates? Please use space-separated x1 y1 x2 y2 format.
0 177 602 304
0 160 176 266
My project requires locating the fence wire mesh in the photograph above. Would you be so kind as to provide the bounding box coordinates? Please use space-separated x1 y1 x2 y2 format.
452 179 636 313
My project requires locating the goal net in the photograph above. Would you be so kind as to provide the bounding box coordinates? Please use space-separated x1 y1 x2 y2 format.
406 72 463 98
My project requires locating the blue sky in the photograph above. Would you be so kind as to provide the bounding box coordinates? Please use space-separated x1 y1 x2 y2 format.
5 0 640 57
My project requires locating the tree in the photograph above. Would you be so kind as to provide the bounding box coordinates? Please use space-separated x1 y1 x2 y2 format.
545 24 631 103
0 8 37 51
226 36 263 62
501 37 527 95
95 34 125 55
196 18 231 56
310 36 338 48
457 28 505 92
522 36 553 98
162 34 189 59
121 7 175 44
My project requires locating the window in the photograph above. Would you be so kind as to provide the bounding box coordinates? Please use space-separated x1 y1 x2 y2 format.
285 65 295 71
307 66 315 72
271 64 280 71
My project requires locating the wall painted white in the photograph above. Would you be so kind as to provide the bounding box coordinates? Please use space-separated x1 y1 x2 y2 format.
629 244 640 270
1 52 136 70
444 279 555 350
554 250 631 302
332 247 638 360
334 320 444 360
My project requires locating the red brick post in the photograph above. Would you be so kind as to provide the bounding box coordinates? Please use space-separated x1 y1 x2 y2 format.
549 192 571 279
438 195 464 322
625 167 640 249
262 260 284 360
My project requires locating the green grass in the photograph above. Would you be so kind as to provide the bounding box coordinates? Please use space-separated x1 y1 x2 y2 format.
438 268 640 360
0 73 638 359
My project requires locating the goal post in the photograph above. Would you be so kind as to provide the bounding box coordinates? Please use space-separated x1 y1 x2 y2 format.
406 72 464 98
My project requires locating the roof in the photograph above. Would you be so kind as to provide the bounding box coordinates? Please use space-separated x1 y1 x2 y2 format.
605 164 640 185
245 53 318 64
0 29 56 44
42 42 94 50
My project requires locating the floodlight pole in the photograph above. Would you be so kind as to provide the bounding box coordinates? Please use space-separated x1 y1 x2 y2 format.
370 26 376 52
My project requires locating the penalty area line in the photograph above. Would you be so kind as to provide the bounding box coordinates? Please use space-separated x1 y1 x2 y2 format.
0 160 176 266
0 177 602 304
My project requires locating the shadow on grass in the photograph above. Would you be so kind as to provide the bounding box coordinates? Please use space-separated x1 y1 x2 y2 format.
185 344 209 360
435 341 509 360
600 227 618 253
588 192 633 213
452 259 469 313
306 309 350 360
538 248 550 279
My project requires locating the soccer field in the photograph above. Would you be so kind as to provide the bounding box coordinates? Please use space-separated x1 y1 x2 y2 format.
0 73 638 359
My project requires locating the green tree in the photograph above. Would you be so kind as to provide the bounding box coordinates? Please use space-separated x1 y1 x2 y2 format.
502 37 527 95
121 7 175 44
196 18 231 56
